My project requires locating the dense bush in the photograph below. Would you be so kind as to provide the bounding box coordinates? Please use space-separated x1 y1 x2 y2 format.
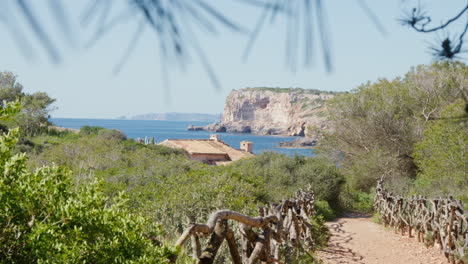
321 61 467 209
230 152 345 205
0 72 55 136
9 61 465 260
27 132 270 239
26 130 338 249
338 186 375 213
0 105 175 263
315 200 337 221
28 133 194 186
97 128 127 141
150 166 269 234
79 125 104 136
0 80 339 262
413 99 468 202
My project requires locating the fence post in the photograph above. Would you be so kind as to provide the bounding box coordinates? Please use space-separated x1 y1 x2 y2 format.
198 219 228 264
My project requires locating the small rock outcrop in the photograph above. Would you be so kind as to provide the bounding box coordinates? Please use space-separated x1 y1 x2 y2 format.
278 138 317 148
196 87 336 137
187 125 205 131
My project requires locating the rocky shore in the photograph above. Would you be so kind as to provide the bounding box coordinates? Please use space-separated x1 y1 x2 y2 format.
278 138 317 148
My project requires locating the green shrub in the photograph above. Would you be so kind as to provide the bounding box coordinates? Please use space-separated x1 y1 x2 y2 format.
0 109 174 263
321 61 467 194
339 186 374 213
27 130 268 238
15 137 35 153
0 72 55 137
46 127 76 137
309 215 330 250
150 166 269 236
413 99 468 202
315 200 336 221
371 212 381 224
230 152 345 205
97 129 127 141
79 125 104 136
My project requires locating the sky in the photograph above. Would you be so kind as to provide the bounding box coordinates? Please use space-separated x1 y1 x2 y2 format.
0 0 467 118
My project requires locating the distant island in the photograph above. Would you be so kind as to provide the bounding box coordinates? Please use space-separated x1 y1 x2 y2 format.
120 112 221 122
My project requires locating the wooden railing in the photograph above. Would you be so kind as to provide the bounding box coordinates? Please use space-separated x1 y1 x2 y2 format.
374 179 468 264
174 188 317 264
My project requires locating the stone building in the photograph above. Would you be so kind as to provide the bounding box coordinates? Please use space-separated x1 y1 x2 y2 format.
159 135 254 165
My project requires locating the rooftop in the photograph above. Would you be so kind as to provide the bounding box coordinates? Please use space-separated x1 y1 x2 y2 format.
159 137 255 163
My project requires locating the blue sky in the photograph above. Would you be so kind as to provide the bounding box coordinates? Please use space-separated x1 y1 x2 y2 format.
0 0 466 118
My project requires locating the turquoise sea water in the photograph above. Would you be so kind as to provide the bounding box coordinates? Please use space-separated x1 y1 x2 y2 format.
50 118 315 157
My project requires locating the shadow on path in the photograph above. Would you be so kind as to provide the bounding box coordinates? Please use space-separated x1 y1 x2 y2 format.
320 219 366 264
317 215 447 264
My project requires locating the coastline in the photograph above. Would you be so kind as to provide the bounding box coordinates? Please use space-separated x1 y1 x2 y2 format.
50 118 315 157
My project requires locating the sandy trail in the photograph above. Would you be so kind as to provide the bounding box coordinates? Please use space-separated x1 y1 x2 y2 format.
317 216 448 264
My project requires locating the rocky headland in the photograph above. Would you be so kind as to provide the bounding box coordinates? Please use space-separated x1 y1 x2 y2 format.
189 87 337 139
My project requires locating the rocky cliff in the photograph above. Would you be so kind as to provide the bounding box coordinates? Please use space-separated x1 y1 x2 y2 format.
199 87 336 137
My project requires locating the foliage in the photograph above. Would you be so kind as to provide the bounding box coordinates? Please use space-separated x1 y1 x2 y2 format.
28 132 192 185
338 187 375 213
0 105 175 263
0 70 340 261
27 130 268 240
0 72 23 102
371 212 381 224
16 130 81 155
317 61 468 211
151 166 268 235
0 72 55 136
26 129 335 256
230 152 345 205
315 200 337 221
309 215 331 250
97 128 127 141
321 61 467 205
79 125 104 136
0 100 21 120
413 99 468 202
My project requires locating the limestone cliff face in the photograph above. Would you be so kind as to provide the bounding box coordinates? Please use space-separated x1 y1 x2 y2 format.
204 88 335 137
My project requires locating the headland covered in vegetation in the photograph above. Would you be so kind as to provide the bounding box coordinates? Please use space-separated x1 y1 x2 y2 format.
0 61 466 263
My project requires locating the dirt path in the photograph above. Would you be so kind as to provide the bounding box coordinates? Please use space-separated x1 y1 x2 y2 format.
317 216 447 264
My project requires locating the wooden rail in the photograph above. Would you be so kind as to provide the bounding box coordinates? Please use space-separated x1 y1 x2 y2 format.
174 188 317 264
374 179 468 264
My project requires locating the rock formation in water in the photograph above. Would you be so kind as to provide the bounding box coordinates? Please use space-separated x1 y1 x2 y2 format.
278 138 317 148
196 87 337 137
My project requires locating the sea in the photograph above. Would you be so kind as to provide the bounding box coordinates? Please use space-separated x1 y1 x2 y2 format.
50 118 315 157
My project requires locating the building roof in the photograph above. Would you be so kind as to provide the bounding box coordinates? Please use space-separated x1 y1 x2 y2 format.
159 138 255 162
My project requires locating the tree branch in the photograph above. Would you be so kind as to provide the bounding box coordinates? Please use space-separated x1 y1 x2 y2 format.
408 5 468 33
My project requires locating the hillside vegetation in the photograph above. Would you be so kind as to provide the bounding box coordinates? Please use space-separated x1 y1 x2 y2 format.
12 128 338 263
320 61 467 209
0 71 340 262
0 61 466 263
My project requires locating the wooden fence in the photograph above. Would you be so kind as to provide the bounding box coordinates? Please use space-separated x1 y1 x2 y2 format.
374 179 467 264
174 188 317 264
